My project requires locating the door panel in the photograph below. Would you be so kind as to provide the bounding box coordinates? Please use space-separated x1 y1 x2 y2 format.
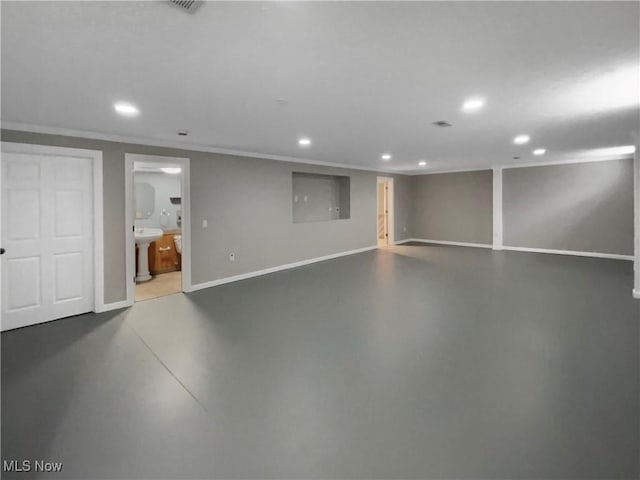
8 190 40 240
54 190 84 237
1 151 94 330
6 257 40 310
54 253 84 302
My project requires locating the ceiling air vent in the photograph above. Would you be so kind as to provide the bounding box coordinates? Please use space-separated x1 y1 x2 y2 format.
169 0 203 13
432 121 452 128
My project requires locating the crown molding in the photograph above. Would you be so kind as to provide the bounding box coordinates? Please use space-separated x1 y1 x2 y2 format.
407 167 492 175
2 121 634 177
409 155 634 176
499 155 634 170
1 121 402 175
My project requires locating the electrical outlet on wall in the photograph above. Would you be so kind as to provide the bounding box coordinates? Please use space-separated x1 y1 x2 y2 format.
403 227 407 233
229 252 235 262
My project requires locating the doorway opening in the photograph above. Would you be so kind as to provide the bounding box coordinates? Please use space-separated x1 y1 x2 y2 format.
377 177 394 247
125 154 190 303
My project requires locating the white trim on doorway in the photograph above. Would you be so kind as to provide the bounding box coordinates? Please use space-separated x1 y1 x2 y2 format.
634 147 640 299
376 176 394 246
124 153 192 303
0 141 105 314
492 167 503 250
124 154 135 306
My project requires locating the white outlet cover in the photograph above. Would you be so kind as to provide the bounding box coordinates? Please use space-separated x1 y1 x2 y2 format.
202 219 208 228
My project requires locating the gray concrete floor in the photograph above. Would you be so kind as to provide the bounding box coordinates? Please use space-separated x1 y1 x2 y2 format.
2 244 639 479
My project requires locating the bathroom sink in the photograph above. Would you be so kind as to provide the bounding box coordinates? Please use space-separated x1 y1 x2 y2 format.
134 228 163 283
134 227 163 245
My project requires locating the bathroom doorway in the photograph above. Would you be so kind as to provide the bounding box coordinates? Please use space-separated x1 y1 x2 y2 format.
377 177 394 247
125 154 191 303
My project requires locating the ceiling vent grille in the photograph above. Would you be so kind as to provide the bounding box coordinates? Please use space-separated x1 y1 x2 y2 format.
432 121 452 128
169 0 203 13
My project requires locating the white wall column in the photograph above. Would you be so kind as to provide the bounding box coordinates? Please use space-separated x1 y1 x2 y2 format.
634 148 640 299
492 167 503 250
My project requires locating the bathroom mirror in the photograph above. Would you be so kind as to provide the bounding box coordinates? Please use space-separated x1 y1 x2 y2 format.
134 182 155 219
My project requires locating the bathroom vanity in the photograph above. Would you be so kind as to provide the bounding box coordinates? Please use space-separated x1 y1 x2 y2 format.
148 230 181 274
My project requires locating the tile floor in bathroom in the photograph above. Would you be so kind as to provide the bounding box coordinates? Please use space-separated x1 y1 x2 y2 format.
135 271 182 301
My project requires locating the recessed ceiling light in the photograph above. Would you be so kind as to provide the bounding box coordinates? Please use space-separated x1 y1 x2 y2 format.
461 97 485 112
381 153 392 161
533 148 546 156
418 160 427 166
114 102 140 117
298 138 311 147
513 135 530 145
161 167 181 174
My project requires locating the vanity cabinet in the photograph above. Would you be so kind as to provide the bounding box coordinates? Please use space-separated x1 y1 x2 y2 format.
149 233 180 274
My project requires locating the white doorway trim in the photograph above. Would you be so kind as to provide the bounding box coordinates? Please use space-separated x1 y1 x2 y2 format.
376 176 394 246
0 141 105 316
492 167 503 250
124 153 191 304
633 147 639 299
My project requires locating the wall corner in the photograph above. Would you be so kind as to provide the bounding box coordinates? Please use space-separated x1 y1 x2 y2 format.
492 167 503 250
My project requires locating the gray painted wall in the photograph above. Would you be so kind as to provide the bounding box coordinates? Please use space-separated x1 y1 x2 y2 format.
503 159 634 255
189 158 377 285
410 170 493 244
1 129 410 303
292 173 350 223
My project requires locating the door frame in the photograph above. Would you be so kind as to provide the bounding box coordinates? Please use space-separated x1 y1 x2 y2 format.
0 141 104 320
124 153 191 304
376 176 394 246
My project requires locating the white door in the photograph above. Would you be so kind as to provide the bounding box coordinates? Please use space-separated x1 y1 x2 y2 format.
1 152 94 330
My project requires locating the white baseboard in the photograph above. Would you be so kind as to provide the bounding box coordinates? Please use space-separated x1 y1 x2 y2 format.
409 238 493 249
394 238 415 245
502 245 634 261
399 239 634 261
633 289 640 300
95 299 133 313
189 246 378 292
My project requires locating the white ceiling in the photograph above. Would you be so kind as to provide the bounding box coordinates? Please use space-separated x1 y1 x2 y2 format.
2 1 639 173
